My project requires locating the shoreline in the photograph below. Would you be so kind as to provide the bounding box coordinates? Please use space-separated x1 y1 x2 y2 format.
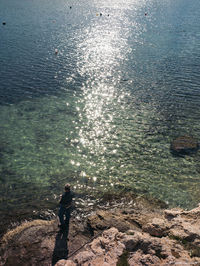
0 189 168 239
1 184 198 242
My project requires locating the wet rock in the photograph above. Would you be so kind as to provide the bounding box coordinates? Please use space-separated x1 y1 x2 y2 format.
170 135 199 155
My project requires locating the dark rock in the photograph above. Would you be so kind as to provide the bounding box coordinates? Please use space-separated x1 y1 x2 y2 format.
87 210 140 234
170 135 199 155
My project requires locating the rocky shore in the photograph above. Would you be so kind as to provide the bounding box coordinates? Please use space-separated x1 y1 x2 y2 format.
1 193 200 265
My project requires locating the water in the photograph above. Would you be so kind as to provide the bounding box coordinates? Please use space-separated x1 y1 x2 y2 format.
0 0 200 229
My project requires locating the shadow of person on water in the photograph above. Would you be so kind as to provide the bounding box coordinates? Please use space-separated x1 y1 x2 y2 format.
52 224 69 266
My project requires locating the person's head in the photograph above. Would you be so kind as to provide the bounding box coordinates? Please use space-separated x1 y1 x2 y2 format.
65 183 71 192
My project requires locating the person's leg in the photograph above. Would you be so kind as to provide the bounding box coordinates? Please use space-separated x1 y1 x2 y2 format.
58 206 65 225
64 208 71 235
65 208 71 225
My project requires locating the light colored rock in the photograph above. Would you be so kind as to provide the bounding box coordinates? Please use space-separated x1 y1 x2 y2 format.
68 228 125 266
59 226 200 266
74 251 95 264
164 208 184 219
124 230 200 266
55 259 76 266
56 204 200 265
128 250 161 266
164 206 200 244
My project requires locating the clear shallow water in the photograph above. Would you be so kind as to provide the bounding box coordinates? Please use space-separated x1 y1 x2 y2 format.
0 0 200 227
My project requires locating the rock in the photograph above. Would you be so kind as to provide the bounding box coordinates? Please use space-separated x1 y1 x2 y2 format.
128 251 161 265
71 228 125 266
0 219 91 266
170 135 199 155
64 206 200 266
87 209 141 234
165 207 200 245
74 251 95 264
1 199 200 266
58 227 200 266
56 259 76 266
164 208 183 219
143 218 169 237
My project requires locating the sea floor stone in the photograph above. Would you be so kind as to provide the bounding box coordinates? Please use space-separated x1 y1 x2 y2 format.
170 135 199 155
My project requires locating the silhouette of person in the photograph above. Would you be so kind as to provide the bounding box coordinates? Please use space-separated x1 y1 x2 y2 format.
58 183 74 232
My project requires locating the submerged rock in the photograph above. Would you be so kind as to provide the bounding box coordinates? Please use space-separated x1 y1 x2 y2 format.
170 135 199 155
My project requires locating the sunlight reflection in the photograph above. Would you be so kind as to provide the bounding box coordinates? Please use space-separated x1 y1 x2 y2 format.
93 0 146 10
76 7 132 156
64 0 158 192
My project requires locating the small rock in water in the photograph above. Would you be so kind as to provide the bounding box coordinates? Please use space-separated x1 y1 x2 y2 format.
170 135 199 155
2 21 6 25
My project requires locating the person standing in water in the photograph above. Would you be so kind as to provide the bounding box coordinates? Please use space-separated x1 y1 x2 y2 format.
58 183 74 231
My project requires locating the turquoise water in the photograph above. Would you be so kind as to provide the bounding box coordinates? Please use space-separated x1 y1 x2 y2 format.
0 0 200 228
